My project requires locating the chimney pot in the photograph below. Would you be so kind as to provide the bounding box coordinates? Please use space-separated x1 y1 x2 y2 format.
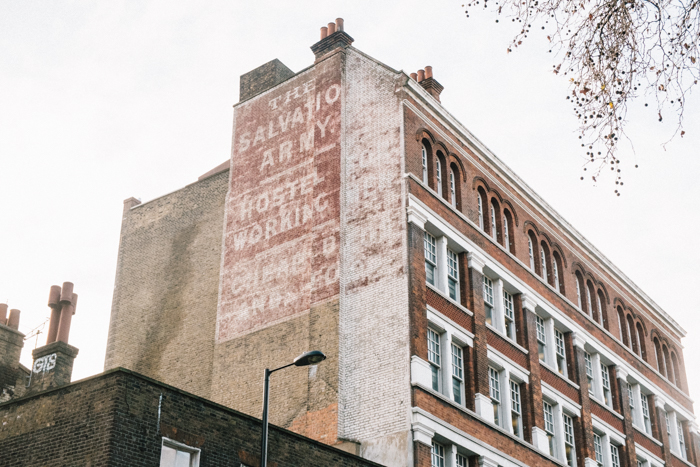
425 66 433 79
60 282 74 304
72 293 78 314
48 285 61 308
327 22 336 35
320 26 328 40
335 18 344 31
0 303 7 324
410 73 417 81
7 309 20 330
417 69 425 82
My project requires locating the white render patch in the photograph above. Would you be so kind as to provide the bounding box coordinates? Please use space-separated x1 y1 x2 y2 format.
338 48 411 465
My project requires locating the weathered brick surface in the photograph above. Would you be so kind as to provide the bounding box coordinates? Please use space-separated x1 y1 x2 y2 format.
0 369 382 467
591 399 625 432
426 287 473 334
0 324 25 401
487 327 528 370
634 428 663 458
105 169 229 399
540 365 580 404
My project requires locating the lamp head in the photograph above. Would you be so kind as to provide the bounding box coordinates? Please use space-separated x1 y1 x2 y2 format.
293 350 326 367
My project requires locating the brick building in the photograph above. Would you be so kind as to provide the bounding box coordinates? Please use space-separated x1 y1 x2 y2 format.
104 19 700 467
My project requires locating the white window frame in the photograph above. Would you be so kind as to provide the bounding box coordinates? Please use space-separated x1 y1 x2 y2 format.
610 443 621 467
478 193 484 230
510 379 523 438
563 413 577 467
484 276 495 326
553 256 560 291
592 418 626 467
487 350 529 434
447 248 460 302
555 329 567 377
576 278 582 309
424 232 437 287
585 351 595 397
586 285 594 318
503 290 516 342
428 327 442 392
450 170 456 207
540 248 548 281
544 400 557 457
490 204 497 240
436 159 443 197
451 343 464 406
489 366 502 427
431 441 445 467
160 438 201 467
422 145 428 184
601 363 613 408
640 392 652 434
503 214 509 250
536 316 547 363
594 432 604 467
678 420 687 460
528 237 535 271
596 293 604 326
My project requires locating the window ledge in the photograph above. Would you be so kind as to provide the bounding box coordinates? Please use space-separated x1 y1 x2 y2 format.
591 397 624 421
633 427 662 447
426 282 474 316
485 323 529 355
410 382 568 466
671 452 694 467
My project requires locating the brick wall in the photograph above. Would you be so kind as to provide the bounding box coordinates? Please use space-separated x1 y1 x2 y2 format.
0 368 382 467
104 169 229 400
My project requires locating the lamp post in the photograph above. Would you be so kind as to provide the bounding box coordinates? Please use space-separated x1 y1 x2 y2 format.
260 350 326 467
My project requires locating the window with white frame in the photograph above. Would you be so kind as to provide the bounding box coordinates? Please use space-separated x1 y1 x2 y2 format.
503 290 516 341
490 204 497 240
424 232 437 286
665 410 672 442
160 439 200 467
597 294 604 326
450 170 456 207
478 193 484 230
484 276 494 326
489 366 501 426
431 441 445 467
456 453 468 467
540 249 548 280
564 414 576 467
586 286 594 318
601 364 613 408
628 383 637 423
510 380 523 438
678 421 687 460
436 160 443 197
528 238 535 271
585 352 595 397
610 443 621 467
422 145 428 184
544 400 556 457
553 257 560 291
594 433 604 467
576 279 582 309
640 393 652 434
555 329 567 377
636 459 644 467
447 249 459 302
428 328 441 391
536 316 547 362
503 215 509 250
451 343 464 405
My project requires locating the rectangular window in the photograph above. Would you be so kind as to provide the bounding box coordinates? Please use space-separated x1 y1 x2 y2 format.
424 232 437 286
543 401 556 457
536 316 547 362
564 414 576 467
483 276 494 326
478 195 484 230
431 441 445 467
456 454 468 467
555 329 567 377
510 380 522 438
636 460 644 467
447 249 459 301
160 439 200 467
553 259 560 291
503 215 509 250
528 238 535 270
540 249 548 280
641 394 651 434
503 291 516 341
451 344 464 405
489 367 501 426
490 205 497 239
585 352 595 397
594 433 604 466
601 364 612 407
678 421 687 460
610 444 621 467
628 383 636 424
666 411 672 438
427 328 441 392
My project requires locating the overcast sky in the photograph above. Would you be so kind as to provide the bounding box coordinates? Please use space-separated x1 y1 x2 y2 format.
1 1 698 407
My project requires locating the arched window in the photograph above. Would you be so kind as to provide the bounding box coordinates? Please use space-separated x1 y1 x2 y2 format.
671 352 681 388
421 144 428 184
449 170 456 207
627 315 637 353
617 307 627 345
436 159 442 197
503 209 515 254
449 163 461 211
663 345 673 382
477 188 487 230
552 252 564 294
586 281 596 321
490 201 497 240
636 322 646 360
653 337 664 375
575 272 586 310
528 231 539 273
597 290 607 329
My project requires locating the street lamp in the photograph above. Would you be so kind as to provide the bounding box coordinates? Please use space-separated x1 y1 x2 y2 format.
260 350 326 467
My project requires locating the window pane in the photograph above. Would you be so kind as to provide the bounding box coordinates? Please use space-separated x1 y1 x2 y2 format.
175 451 191 467
431 442 445 467
160 446 177 467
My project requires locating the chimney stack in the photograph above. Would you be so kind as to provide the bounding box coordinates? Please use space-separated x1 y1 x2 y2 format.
0 304 25 402
28 282 80 394
410 66 445 102
311 18 354 62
